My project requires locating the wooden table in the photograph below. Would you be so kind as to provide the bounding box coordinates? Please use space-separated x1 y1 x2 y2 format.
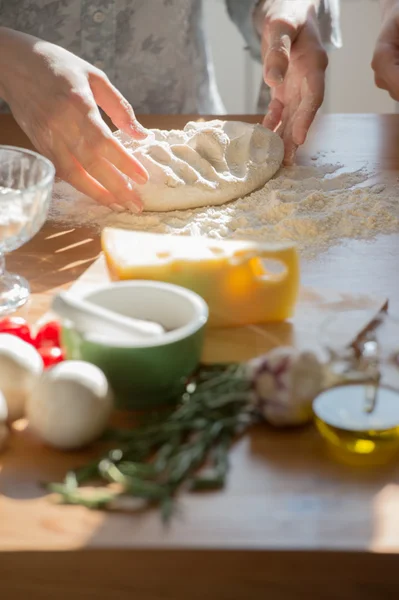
1 114 399 599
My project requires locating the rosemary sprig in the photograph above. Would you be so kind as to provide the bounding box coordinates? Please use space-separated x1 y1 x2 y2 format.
47 363 254 522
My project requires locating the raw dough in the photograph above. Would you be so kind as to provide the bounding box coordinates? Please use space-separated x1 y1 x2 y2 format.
115 120 284 212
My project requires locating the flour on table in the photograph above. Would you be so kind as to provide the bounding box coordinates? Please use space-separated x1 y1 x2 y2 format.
50 159 399 260
115 120 284 211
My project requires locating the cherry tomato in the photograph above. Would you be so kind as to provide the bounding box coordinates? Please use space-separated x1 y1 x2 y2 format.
0 316 33 345
34 320 62 349
38 346 65 368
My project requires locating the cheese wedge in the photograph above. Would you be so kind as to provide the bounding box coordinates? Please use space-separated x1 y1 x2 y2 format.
101 229 300 328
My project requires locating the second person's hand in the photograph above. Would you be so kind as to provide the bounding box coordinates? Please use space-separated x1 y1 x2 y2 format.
372 0 399 102
255 0 328 165
0 27 149 212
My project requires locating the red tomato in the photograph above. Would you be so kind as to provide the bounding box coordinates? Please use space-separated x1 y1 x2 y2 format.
0 316 33 345
38 346 65 368
35 320 62 348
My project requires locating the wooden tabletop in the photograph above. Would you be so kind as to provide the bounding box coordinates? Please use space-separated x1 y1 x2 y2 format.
2 114 399 599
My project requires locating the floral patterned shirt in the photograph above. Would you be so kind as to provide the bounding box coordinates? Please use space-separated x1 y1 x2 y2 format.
0 0 339 114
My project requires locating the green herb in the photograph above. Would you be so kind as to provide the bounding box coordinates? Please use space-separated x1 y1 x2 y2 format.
47 363 254 522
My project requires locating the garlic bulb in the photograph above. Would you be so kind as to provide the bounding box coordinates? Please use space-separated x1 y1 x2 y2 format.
249 346 324 426
0 334 43 423
27 360 113 450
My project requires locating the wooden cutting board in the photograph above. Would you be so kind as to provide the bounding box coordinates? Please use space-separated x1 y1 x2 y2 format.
66 254 388 363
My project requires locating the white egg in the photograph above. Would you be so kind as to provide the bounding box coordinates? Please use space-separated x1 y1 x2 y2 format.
0 334 43 423
26 360 113 450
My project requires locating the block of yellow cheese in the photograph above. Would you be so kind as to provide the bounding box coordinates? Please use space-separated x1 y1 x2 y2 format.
101 229 300 328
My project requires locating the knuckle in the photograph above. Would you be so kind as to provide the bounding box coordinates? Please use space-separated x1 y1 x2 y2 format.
269 45 290 60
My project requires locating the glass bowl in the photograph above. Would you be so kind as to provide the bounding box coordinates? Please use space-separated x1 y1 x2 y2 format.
0 145 55 313
313 312 399 465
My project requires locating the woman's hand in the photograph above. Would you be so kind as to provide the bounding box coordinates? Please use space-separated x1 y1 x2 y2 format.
255 0 328 165
372 1 399 102
0 28 148 212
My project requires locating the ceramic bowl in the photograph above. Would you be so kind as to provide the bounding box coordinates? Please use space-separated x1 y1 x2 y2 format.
61 281 208 409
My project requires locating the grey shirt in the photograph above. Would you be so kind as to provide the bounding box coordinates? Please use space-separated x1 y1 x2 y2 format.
0 0 339 114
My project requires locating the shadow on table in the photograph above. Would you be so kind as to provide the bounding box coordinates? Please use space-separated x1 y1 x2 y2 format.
0 422 103 500
7 223 101 296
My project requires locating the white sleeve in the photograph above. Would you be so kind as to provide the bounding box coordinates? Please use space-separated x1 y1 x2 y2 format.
225 0 342 64
319 0 342 49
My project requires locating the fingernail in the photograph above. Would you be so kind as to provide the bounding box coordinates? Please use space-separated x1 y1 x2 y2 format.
135 172 148 185
126 201 142 214
283 146 297 166
267 67 284 85
129 122 148 137
110 203 126 213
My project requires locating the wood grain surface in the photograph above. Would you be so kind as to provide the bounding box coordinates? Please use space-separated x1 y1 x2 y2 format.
1 114 399 599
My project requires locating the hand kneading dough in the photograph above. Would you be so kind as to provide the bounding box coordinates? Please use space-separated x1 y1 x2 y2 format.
114 120 284 212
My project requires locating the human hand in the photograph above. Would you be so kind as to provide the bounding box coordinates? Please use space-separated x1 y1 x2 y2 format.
372 1 399 102
255 0 328 165
0 28 148 212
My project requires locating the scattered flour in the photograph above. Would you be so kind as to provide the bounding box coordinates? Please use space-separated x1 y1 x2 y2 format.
49 161 399 259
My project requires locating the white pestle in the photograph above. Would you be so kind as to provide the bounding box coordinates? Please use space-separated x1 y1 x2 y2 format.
52 291 165 342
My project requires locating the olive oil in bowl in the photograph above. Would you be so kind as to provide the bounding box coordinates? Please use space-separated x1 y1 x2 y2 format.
313 384 399 466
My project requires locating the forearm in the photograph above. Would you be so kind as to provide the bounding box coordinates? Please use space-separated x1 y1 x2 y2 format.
0 28 28 101
226 0 329 63
254 0 321 36
0 28 14 100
